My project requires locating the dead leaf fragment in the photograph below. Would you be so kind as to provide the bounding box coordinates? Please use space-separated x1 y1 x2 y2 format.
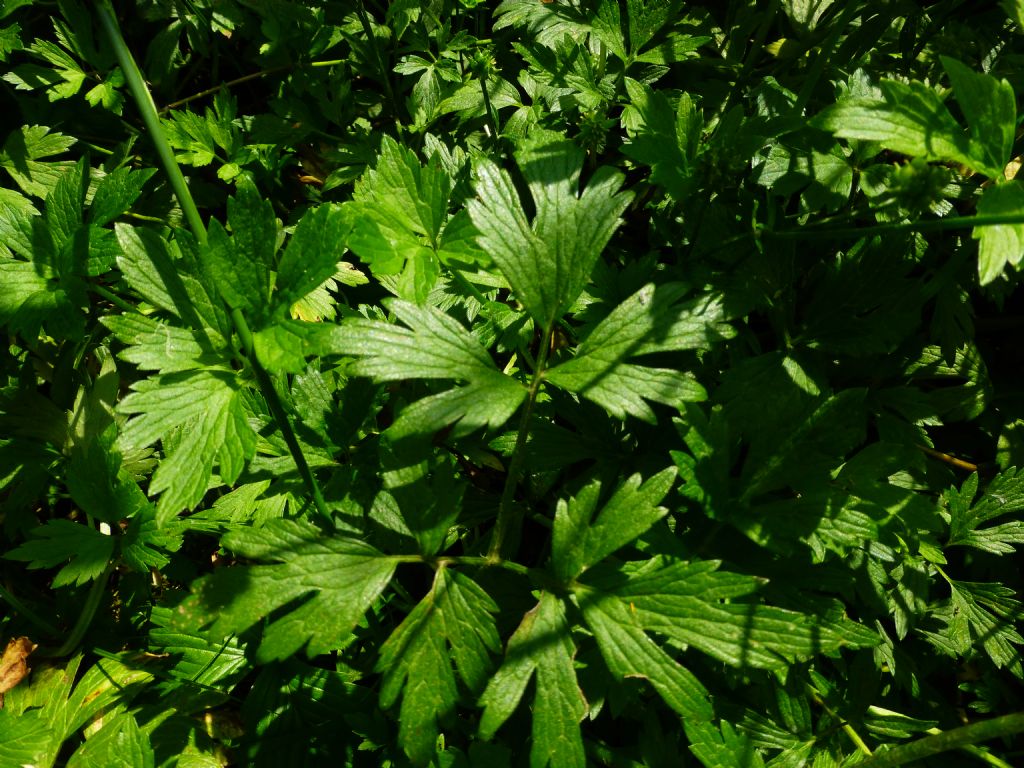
0 636 37 708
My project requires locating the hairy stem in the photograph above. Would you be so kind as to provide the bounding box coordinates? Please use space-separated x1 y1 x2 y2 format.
160 59 348 112
488 325 553 561
856 712 1024 768
160 65 289 112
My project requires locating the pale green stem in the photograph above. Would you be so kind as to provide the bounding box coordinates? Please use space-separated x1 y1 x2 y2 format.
90 283 140 315
436 555 530 577
807 684 873 756
96 0 206 245
856 713 1024 768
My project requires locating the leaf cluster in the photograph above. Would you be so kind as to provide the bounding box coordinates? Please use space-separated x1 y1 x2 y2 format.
1 1 1023 767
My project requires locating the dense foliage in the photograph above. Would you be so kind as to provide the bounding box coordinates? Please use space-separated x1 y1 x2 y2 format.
2 0 1024 765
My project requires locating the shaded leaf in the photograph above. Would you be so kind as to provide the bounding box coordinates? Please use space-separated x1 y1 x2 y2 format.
479 592 587 768
5 519 114 587
179 519 398 662
378 567 499 765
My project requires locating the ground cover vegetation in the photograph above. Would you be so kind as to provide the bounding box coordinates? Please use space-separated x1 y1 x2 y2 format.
1 0 1023 765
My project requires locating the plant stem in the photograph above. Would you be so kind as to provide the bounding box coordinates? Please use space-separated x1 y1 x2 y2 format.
794 2 861 113
97 3 331 521
96 0 206 246
436 555 531 577
0 583 60 637
766 213 1024 242
477 60 500 142
90 283 140 314
355 0 399 124
38 563 114 658
856 713 1024 768
807 684 873 756
230 307 329 520
488 325 553 562
160 65 291 112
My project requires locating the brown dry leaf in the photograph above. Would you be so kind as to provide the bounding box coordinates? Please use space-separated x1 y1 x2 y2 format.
0 636 37 708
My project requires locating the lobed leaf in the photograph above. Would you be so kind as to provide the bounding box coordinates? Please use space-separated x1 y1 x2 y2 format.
377 567 499 765
469 135 632 328
179 519 398 662
117 369 255 521
479 592 587 768
551 467 676 582
547 284 733 422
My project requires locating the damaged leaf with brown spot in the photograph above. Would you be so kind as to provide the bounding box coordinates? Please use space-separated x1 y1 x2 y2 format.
0 636 37 707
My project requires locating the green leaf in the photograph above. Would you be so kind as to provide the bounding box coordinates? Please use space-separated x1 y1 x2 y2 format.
0 124 76 197
117 369 256 520
479 592 587 768
468 134 632 328
584 557 877 672
45 154 86 252
66 712 154 768
973 181 1024 285
757 135 853 213
330 299 526 437
344 136 460 303
114 224 189 316
114 225 228 339
685 720 765 768
1005 0 1024 28
377 567 499 765
551 467 676 582
739 388 867 501
199 179 279 313
944 580 1024 676
547 284 733 422
386 375 526 441
5 519 114 587
621 81 702 201
179 519 398 662
83 67 124 113
103 313 221 374
941 56 1015 175
89 166 154 227
148 606 248 690
575 583 713 720
65 426 150 527
0 23 22 62
0 655 154 767
812 79 985 174
274 203 353 308
252 318 343 375
947 468 1024 553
